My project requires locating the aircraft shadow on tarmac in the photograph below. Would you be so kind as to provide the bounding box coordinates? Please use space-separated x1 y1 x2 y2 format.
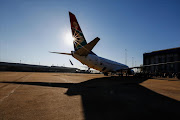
1 76 180 119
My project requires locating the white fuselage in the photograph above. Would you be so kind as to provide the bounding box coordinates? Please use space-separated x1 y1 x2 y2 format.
73 52 129 73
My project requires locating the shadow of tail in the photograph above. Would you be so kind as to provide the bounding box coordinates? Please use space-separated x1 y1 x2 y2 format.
1 76 180 119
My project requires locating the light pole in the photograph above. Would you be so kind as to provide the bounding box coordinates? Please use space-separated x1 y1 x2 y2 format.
132 57 134 67
125 49 127 65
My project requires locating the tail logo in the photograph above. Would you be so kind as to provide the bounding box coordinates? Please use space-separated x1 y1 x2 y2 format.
72 22 85 49
73 32 84 48
73 22 78 29
69 12 87 51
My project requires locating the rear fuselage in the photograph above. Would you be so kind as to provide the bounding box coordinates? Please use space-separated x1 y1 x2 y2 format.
73 52 128 73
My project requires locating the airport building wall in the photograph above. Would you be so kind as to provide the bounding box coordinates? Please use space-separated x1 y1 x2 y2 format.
143 47 180 73
0 62 78 73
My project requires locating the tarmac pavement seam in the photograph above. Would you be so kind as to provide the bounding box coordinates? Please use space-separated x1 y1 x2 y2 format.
0 72 179 120
0 73 32 103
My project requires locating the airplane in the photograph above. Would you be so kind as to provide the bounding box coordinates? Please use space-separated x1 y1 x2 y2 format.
50 12 133 76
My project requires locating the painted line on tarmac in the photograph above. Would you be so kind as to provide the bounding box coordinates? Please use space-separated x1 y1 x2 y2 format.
0 73 32 103
60 77 74 83
0 73 31 89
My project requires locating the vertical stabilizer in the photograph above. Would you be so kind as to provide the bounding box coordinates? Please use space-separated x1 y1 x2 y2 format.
69 12 87 51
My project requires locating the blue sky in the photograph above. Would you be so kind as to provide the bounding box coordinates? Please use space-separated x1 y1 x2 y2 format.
0 0 180 69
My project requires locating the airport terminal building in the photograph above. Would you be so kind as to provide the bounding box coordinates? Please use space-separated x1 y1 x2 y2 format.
0 62 79 73
143 47 180 74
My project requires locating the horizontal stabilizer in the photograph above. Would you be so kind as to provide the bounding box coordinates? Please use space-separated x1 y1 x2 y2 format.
75 37 100 56
49 52 72 55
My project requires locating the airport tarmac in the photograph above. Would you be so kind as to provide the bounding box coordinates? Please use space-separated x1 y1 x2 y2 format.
0 72 180 120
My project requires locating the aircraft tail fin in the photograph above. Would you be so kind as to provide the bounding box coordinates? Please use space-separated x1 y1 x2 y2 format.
75 37 100 56
69 12 87 51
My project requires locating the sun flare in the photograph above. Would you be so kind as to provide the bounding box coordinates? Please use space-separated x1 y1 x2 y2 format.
64 32 74 46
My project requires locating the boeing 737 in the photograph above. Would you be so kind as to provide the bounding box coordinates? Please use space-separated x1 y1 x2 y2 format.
51 12 133 76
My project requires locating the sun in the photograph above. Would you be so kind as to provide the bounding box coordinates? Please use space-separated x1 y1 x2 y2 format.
64 32 74 46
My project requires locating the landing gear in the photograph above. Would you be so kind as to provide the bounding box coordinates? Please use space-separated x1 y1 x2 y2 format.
118 70 123 76
103 72 108 76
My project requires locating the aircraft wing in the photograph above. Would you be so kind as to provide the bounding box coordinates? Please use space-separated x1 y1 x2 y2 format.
49 52 72 55
113 61 180 74
128 61 180 69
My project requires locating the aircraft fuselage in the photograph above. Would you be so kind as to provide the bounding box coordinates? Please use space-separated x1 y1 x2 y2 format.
73 52 128 73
